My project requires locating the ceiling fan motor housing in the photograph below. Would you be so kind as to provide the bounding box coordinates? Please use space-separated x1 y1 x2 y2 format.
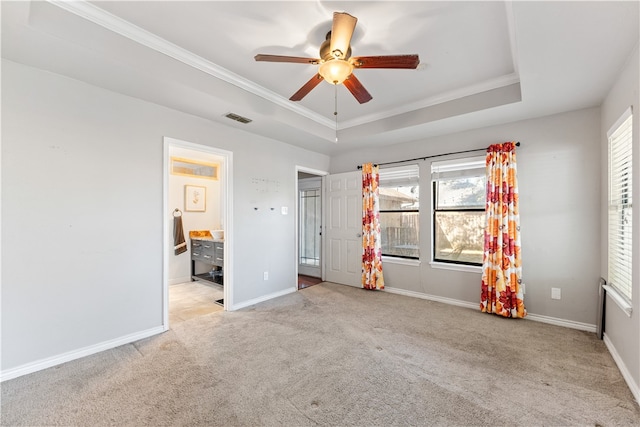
320 33 351 61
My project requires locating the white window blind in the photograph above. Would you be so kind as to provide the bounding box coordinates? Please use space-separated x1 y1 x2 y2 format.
380 164 420 186
607 107 633 303
431 156 486 180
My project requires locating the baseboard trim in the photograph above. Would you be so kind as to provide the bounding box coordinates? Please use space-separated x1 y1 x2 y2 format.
383 286 596 332
0 325 165 382
231 286 297 311
384 286 478 310
526 312 596 332
603 333 640 404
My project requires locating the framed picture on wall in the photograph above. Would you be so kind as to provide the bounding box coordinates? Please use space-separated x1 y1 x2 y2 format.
171 157 219 180
185 185 206 212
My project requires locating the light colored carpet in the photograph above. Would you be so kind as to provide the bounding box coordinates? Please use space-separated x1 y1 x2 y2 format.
2 282 639 426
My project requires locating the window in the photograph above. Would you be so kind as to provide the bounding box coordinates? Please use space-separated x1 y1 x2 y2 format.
299 187 321 267
379 165 420 259
432 157 486 266
608 108 633 303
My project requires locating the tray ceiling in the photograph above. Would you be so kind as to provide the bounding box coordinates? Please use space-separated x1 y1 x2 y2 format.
2 1 638 154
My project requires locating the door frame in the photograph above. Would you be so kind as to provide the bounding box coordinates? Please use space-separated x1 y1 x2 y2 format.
295 166 328 283
298 176 323 278
163 136 234 329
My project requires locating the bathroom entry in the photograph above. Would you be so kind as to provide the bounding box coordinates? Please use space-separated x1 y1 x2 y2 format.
297 171 324 283
164 137 232 327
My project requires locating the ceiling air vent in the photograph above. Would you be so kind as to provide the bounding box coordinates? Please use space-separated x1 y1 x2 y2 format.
224 112 252 124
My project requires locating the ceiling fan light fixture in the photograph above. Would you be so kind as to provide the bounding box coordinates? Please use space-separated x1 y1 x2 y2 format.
318 59 353 85
254 11 418 103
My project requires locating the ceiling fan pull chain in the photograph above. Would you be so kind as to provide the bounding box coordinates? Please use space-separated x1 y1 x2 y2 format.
335 85 339 141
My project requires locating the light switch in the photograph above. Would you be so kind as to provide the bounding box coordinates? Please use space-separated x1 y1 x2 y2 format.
281 206 288 215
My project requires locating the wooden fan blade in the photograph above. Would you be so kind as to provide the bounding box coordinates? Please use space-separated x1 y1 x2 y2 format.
343 73 372 104
351 55 420 69
255 54 320 65
290 74 324 101
330 12 357 59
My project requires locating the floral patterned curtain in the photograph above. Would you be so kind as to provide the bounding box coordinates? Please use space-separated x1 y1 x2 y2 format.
481 142 526 318
362 163 385 290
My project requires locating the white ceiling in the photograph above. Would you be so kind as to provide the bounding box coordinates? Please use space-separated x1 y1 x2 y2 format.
2 1 638 155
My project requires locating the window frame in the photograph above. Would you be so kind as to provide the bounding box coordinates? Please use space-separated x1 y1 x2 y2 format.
431 156 486 267
606 106 633 314
378 165 420 260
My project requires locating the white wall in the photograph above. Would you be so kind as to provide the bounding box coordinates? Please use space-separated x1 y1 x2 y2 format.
1 60 329 375
331 107 602 327
168 146 223 284
600 42 640 401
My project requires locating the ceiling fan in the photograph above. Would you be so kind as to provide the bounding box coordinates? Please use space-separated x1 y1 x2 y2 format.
254 12 420 104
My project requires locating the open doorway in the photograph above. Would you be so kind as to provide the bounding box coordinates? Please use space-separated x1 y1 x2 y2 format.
296 167 327 290
163 137 233 329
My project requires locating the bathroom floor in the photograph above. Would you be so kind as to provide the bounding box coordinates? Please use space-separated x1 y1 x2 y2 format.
169 281 224 324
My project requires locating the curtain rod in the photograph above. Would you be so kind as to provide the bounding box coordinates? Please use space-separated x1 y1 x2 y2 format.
356 142 521 169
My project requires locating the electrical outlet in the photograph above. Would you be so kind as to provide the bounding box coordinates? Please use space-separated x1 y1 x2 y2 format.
263 271 269 280
551 287 561 300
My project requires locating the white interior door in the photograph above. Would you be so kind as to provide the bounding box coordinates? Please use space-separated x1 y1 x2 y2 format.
325 171 361 287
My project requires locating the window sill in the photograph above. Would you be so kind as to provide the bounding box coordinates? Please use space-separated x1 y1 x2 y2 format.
429 261 482 273
382 256 421 267
602 284 633 317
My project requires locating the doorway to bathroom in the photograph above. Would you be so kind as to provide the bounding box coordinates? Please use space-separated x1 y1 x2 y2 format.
163 137 233 329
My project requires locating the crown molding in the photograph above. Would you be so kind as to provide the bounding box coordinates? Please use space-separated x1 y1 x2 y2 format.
46 0 334 128
46 0 520 134
339 73 521 130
